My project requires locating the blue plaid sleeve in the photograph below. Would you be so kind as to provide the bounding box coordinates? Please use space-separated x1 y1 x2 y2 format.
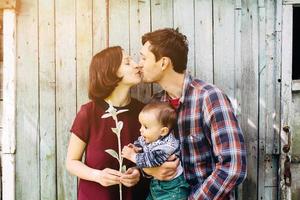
136 149 170 168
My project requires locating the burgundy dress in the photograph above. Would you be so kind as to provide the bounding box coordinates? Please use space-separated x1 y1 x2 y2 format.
70 98 149 200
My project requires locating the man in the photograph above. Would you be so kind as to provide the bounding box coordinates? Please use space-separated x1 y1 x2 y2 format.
139 28 247 200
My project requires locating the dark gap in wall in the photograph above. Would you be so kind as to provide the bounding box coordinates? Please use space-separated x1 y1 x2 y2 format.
293 6 300 80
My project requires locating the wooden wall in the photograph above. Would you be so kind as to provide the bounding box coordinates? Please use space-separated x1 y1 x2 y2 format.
0 10 3 200
13 0 282 199
291 92 300 199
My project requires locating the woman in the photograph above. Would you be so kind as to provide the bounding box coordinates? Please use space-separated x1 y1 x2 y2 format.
66 46 149 200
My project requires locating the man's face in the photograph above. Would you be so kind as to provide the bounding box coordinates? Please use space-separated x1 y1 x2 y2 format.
139 41 163 83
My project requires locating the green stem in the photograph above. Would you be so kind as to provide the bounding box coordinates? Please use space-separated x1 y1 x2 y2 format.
115 118 122 200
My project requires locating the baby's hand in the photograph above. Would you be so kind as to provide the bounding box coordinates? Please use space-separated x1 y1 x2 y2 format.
122 145 137 163
127 143 142 153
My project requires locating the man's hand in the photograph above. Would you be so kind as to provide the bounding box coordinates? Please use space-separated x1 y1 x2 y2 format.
143 154 179 180
122 145 137 163
120 167 140 187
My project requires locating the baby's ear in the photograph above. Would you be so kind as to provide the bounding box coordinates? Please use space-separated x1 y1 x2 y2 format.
160 127 169 136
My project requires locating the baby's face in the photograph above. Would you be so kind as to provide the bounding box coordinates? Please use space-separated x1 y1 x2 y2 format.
138 111 164 143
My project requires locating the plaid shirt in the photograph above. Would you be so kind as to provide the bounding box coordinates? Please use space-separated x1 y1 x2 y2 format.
152 74 247 200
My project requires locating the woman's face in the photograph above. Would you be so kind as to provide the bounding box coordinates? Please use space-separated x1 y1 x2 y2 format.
117 51 141 86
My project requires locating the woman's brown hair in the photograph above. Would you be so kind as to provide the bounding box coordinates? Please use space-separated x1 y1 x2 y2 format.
88 46 123 102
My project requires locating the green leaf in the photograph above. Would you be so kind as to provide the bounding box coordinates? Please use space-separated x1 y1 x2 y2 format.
116 109 129 115
101 113 112 118
105 149 119 161
121 165 127 173
111 127 120 136
117 121 123 130
103 101 118 119
105 101 117 114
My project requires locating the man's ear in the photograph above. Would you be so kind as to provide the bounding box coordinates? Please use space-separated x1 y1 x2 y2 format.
160 57 171 71
160 127 169 136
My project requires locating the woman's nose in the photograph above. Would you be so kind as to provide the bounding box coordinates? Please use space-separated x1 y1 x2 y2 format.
138 59 144 67
132 61 138 68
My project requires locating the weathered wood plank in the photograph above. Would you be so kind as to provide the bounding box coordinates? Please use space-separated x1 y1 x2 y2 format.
213 0 235 98
77 0 92 107
291 93 300 155
280 5 293 200
129 0 152 103
38 0 56 199
151 0 173 30
109 0 130 51
0 101 2 134
292 80 300 91
151 0 173 95
2 9 16 200
258 1 266 199
264 187 277 200
15 0 40 198
92 0 108 53
274 0 283 156
0 0 16 9
0 152 1 200
291 163 300 199
283 0 300 4
234 1 243 199
173 0 195 76
238 1 259 199
55 0 77 199
269 2 282 196
263 0 279 155
261 1 282 199
234 0 241 118
1 154 15 200
264 155 279 200
194 0 213 83
2 9 16 156
264 155 278 187
258 0 281 195
258 0 282 198
0 13 2 62
0 18 3 187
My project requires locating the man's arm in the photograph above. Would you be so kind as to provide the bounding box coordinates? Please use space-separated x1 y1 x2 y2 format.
122 144 178 173
136 149 171 168
142 155 179 180
190 90 247 200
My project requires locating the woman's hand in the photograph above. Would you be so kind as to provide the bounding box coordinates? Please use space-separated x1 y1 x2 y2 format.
142 154 179 180
120 167 140 187
93 168 122 187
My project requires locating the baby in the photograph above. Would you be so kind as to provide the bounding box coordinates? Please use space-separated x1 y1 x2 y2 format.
122 102 189 200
